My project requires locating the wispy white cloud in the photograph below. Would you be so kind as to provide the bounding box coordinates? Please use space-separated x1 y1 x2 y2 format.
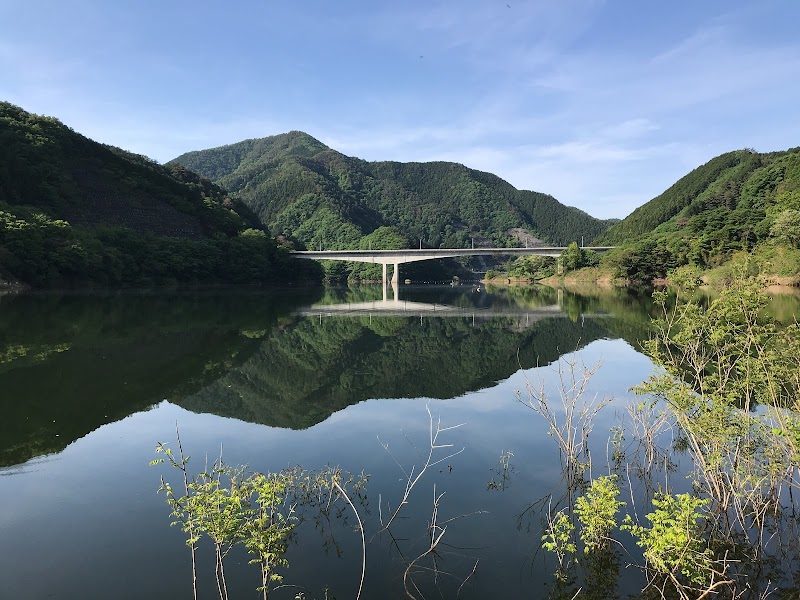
531 141 645 163
649 25 728 65
600 118 660 140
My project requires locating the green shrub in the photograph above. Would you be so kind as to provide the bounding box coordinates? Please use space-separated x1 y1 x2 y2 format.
622 493 712 586
574 475 624 553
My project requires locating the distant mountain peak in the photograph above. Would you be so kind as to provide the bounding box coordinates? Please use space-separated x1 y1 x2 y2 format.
169 133 614 281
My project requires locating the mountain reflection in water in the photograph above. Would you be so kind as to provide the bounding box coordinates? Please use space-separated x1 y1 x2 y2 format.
0 284 655 466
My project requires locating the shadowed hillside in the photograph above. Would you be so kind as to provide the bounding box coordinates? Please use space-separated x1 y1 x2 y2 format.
0 103 322 287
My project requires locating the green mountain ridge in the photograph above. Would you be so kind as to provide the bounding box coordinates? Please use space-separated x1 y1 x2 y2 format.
594 146 800 281
593 148 800 282
0 102 321 287
169 132 616 280
8 100 796 289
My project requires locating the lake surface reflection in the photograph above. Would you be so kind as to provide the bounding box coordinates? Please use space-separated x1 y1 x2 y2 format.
1 285 795 599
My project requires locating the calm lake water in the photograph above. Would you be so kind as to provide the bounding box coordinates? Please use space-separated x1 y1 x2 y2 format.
1 284 798 599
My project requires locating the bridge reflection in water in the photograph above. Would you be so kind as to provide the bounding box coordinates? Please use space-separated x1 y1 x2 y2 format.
293 282 603 326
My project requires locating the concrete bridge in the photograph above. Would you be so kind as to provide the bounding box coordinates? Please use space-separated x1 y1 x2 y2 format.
292 246 615 286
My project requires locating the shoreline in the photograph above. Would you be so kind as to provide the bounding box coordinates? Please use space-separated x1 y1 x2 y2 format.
482 266 800 295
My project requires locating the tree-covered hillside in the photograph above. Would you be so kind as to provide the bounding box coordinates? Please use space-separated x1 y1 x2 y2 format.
594 147 800 282
170 132 615 280
0 103 321 287
596 151 752 245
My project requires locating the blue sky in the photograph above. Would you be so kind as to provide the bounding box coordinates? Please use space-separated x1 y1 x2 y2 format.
2 0 799 219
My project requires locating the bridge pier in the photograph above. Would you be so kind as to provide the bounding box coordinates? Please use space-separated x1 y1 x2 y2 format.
381 262 402 288
382 278 399 302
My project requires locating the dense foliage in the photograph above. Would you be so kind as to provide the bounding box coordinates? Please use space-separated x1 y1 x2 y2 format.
596 147 800 282
631 279 800 595
504 255 556 280
0 103 321 287
170 132 615 281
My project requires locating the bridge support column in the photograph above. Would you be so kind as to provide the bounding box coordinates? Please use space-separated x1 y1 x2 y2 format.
382 263 388 288
391 262 400 284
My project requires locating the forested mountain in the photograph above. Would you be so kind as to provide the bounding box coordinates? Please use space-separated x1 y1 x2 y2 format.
596 151 753 245
0 103 321 287
170 132 615 279
594 147 800 281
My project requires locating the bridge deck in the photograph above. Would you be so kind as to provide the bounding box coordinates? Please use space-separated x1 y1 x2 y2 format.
291 246 615 286
292 246 614 263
